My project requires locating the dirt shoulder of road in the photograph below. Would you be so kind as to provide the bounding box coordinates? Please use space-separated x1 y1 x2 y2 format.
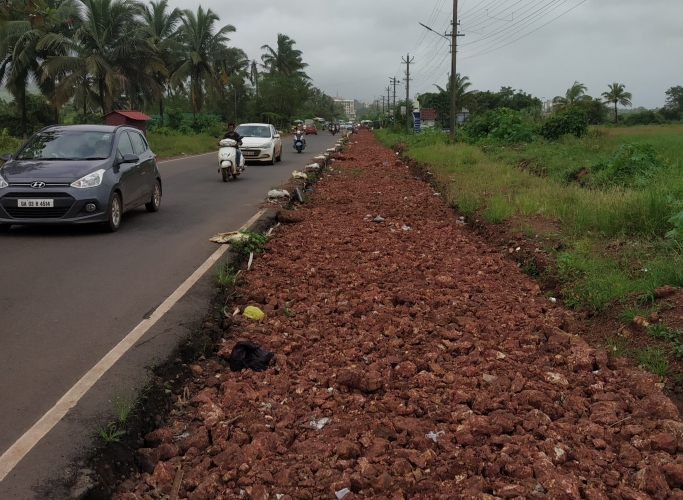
114 130 683 500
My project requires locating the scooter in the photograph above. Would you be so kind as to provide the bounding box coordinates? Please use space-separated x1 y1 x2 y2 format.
217 138 245 182
293 131 306 154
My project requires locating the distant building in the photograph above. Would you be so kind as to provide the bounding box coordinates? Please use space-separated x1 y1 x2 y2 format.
419 108 437 128
334 98 356 120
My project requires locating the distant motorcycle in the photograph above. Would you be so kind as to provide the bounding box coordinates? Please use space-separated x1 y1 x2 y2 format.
293 131 305 153
330 126 337 136
217 138 245 182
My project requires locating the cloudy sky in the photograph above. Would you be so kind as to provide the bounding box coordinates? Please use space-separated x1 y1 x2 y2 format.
166 0 681 109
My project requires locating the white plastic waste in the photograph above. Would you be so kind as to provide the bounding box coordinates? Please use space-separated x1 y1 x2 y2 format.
425 430 445 442
300 417 330 430
292 170 308 180
335 488 351 499
268 189 290 198
306 163 321 169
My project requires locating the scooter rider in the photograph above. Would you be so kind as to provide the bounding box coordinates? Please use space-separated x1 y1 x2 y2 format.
295 123 306 147
222 123 243 166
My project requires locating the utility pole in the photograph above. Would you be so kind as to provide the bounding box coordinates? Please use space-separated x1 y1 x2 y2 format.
381 95 385 116
386 85 391 120
390 77 398 118
402 53 414 134
449 0 464 139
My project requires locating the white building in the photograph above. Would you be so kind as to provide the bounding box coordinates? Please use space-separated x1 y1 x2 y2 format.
334 98 356 120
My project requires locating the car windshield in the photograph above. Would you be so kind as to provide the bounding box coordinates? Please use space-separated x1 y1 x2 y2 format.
236 126 271 138
17 130 113 160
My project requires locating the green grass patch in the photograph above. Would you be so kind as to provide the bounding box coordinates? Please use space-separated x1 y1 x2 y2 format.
214 262 241 289
147 133 218 159
634 346 670 377
380 124 683 313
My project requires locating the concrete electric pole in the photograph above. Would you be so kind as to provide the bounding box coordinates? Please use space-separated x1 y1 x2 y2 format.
390 77 398 117
450 0 464 139
402 53 414 134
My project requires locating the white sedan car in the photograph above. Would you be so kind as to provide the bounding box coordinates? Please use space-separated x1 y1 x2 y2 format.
235 123 283 165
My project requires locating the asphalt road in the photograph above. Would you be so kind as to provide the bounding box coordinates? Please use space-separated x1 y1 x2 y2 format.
0 130 339 499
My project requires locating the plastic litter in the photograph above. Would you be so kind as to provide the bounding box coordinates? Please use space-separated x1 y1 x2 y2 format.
549 297 557 304
306 163 320 169
300 417 330 430
383 161 389 165
305 188 314 194
425 430 445 442
242 306 265 320
228 341 274 372
335 488 351 499
372 215 385 223
292 170 308 180
268 189 290 198
209 231 250 244
401 225 411 231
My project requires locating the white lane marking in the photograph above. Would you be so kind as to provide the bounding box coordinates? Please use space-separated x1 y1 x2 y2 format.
157 151 215 164
0 209 268 483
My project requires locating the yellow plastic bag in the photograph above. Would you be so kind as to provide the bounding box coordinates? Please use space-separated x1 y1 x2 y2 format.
242 306 265 321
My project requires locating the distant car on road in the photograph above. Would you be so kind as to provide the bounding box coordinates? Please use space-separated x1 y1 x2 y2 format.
235 123 282 165
305 123 318 135
0 124 161 232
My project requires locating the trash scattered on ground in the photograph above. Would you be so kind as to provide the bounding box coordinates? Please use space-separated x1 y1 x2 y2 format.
242 306 265 320
299 416 330 430
335 488 351 499
267 189 290 198
209 231 250 244
401 225 411 231
226 341 273 372
549 297 557 304
306 163 320 169
305 188 314 194
291 170 308 180
425 430 445 442
247 251 254 271
293 187 306 203
372 215 385 223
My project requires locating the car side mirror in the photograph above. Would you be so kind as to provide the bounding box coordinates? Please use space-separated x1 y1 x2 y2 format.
274 134 280 139
119 153 139 164
0 153 12 162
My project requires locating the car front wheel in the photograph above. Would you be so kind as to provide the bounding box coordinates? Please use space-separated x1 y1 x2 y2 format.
146 180 161 212
105 192 122 232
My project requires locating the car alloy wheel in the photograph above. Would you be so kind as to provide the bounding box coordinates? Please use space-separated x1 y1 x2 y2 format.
106 192 122 232
146 180 161 212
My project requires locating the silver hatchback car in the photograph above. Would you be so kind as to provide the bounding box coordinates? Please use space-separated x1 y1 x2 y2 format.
0 124 162 232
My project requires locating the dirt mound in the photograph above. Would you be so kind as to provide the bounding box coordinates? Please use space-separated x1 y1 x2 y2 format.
117 131 683 500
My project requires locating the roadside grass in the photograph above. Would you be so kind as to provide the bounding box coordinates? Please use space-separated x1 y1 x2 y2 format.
214 262 240 289
147 133 218 159
376 126 683 313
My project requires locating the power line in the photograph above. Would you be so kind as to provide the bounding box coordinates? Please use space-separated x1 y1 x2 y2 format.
461 0 587 59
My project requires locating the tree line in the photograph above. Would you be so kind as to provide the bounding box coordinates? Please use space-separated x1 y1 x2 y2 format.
365 74 683 129
0 0 346 137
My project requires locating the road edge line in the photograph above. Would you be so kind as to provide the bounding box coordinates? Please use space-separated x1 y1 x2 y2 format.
0 208 268 483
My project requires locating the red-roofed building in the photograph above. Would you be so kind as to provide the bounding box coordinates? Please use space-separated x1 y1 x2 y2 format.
103 110 152 135
419 108 437 128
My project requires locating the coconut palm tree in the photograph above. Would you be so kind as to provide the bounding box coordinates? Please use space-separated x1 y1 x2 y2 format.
40 0 164 115
601 83 632 125
435 73 477 111
171 6 235 117
136 0 183 117
249 59 259 93
552 81 590 112
0 0 77 135
260 33 308 78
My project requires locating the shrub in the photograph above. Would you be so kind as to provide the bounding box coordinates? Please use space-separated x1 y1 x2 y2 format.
540 107 589 140
0 129 22 154
589 142 667 189
623 110 666 126
463 108 535 143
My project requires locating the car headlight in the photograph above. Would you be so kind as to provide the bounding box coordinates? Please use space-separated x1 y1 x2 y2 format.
255 143 272 149
71 169 105 189
0 174 7 189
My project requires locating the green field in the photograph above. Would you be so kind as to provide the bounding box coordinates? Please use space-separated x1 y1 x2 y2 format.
376 124 683 312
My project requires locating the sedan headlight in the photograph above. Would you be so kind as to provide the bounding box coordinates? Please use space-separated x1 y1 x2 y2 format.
0 173 7 189
254 142 272 149
71 169 105 189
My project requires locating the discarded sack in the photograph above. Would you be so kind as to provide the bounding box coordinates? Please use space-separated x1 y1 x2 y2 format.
242 305 265 320
228 341 274 372
268 189 290 198
292 170 308 180
209 231 250 244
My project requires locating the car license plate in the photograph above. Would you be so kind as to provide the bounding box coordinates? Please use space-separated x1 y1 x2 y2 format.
18 199 54 208
242 151 256 156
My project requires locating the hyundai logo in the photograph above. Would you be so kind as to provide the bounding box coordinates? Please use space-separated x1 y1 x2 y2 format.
30 181 46 189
